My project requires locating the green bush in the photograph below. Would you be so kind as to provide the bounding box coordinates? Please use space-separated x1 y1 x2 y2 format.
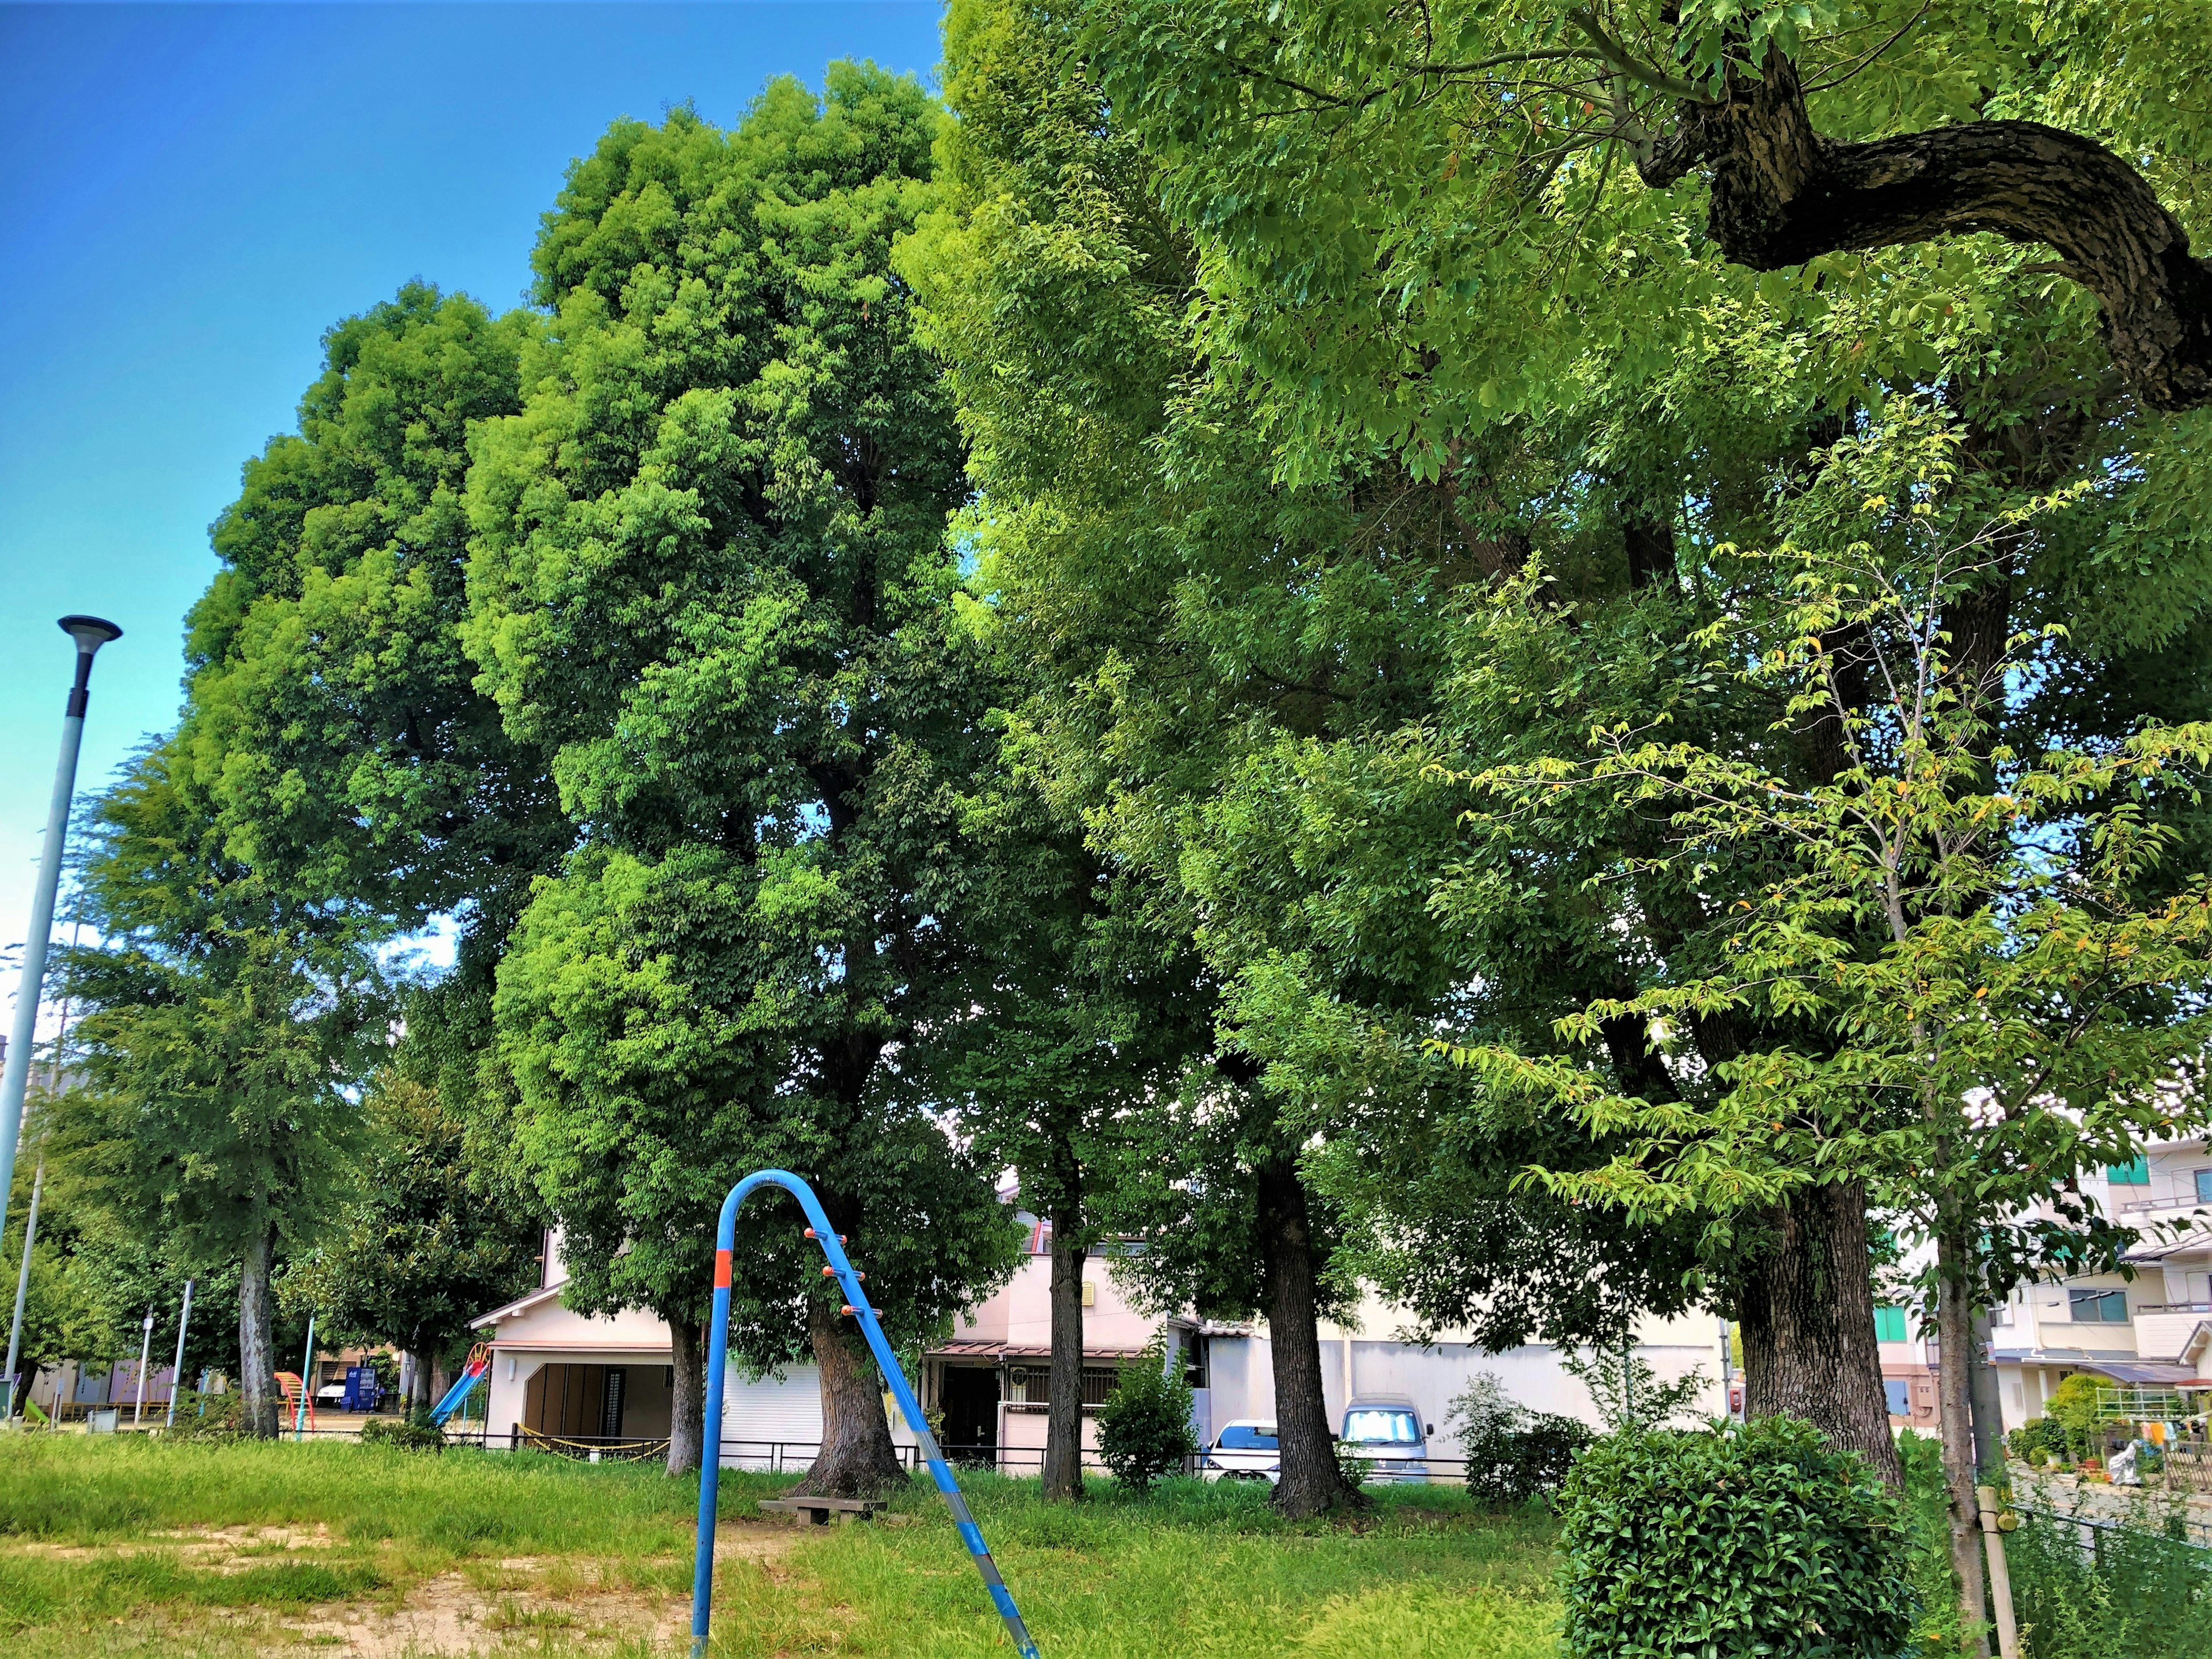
160 1391 244 1442
2008 1416 2070 1468
359 1415 446 1453
2004 1501 2212 1659
1095 1344 1197 1494
1559 1415 1917 1658
1466 1413 1593 1505
1449 1372 1594 1505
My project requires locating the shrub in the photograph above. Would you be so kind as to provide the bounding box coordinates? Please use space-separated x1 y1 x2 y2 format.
1560 1415 1917 1658
2009 1416 2070 1468
1096 1343 1197 1494
1448 1371 1594 1504
162 1390 245 1442
359 1415 446 1453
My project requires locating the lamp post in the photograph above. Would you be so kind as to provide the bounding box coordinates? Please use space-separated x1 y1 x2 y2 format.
132 1307 155 1425
0 616 122 1259
165 1280 195 1429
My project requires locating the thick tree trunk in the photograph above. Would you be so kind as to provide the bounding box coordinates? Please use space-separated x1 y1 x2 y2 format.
794 1296 904 1498
1256 1156 1362 1517
666 1312 705 1476
1042 1203 1088 1502
1637 49 2212 411
1737 1180 1902 1487
237 1226 280 1440
1937 1222 1993 1656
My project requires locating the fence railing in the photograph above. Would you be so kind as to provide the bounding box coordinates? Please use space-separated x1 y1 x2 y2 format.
2017 1503 2212 1554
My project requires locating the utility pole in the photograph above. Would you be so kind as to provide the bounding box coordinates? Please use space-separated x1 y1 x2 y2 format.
132 1307 154 1425
3 1158 42 1422
165 1280 195 1429
295 1313 316 1440
6 921 88 1425
0 617 122 1257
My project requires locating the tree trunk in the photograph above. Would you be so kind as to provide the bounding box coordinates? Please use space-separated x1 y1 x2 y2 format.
237 1226 280 1440
1043 1203 1087 1502
1256 1155 1362 1517
408 1353 434 1418
666 1312 705 1475
1938 1222 1993 1657
1737 1180 1902 1487
793 1296 904 1498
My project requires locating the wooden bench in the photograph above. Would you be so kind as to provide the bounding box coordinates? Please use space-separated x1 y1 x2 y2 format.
757 1497 887 1527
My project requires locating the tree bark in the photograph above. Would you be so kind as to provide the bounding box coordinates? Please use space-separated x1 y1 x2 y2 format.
1638 49 2212 411
1938 1221 1993 1657
793 1296 904 1498
238 1225 280 1440
1736 1180 1903 1487
666 1312 705 1476
1043 1202 1088 1502
1256 1154 1362 1517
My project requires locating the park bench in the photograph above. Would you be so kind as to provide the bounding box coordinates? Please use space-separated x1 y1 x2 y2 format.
757 1497 887 1526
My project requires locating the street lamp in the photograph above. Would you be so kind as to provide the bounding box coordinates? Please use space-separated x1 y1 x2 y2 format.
0 616 122 1258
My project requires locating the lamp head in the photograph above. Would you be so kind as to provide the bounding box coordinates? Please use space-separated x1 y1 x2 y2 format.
58 615 123 655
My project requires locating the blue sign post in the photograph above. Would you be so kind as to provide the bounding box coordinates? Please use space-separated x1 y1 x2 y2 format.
688 1169 1041 1659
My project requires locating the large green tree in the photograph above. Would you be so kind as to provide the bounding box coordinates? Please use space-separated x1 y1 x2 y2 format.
466 69 1022 1489
55 746 385 1437
907 0 1702 1516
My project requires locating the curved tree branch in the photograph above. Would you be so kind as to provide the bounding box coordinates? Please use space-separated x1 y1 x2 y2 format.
1641 51 2212 412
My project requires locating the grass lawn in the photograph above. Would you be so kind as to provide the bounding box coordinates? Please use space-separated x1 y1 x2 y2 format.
0 1435 1562 1657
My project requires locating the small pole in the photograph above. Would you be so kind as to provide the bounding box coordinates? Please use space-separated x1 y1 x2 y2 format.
1976 1484 2021 1659
132 1308 154 1424
3 1160 44 1422
295 1314 316 1440
164 1280 195 1427
1717 1315 1734 1421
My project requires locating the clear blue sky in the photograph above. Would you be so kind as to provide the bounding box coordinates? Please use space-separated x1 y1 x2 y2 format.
0 2 943 1011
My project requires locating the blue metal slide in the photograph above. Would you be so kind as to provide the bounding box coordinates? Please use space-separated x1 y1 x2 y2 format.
689 1169 1041 1659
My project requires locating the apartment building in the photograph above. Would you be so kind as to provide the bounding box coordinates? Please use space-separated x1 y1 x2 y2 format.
1985 1138 2212 1431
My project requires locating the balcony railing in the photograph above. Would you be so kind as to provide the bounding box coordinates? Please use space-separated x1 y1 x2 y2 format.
2135 1302 2212 1316
2118 1192 2212 1215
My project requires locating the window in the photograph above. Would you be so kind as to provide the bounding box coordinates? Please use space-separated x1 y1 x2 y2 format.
1216 1423 1278 1450
1342 1408 1422 1445
2195 1169 2212 1206
2069 1289 2130 1323
1884 1380 1911 1417
1874 1306 1910 1343
2108 1157 2150 1185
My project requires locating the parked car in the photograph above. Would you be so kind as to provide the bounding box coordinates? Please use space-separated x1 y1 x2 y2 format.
1203 1419 1280 1482
1340 1396 1432 1483
314 1379 347 1407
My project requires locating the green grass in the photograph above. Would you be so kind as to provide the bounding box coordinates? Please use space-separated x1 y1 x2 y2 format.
0 1435 1561 1657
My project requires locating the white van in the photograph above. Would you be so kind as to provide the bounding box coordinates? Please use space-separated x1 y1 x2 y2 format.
1340 1395 1432 1483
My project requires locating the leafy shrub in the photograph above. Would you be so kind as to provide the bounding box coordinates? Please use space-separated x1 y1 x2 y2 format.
2009 1416 2070 1468
359 1414 446 1453
1559 1415 1916 1658
161 1390 245 1442
1096 1343 1196 1494
1448 1371 1594 1503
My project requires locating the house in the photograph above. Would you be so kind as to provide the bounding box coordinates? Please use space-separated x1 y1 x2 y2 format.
1982 1139 2212 1430
470 1218 1728 1464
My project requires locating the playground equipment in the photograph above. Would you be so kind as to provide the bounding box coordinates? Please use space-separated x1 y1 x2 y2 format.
690 1170 1041 1659
429 1344 491 1428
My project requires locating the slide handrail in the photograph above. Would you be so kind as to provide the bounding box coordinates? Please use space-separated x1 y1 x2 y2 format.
689 1169 1040 1659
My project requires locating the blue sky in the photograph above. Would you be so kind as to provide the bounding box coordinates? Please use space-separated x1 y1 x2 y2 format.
0 2 942 1016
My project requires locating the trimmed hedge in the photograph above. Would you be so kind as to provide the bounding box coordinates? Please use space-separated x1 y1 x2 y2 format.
1559 1415 1916 1658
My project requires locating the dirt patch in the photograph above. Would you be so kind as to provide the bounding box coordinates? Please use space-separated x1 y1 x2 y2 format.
277 1528 798 1656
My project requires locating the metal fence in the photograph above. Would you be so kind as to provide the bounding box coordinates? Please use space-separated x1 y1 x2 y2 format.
2017 1503 2212 1554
